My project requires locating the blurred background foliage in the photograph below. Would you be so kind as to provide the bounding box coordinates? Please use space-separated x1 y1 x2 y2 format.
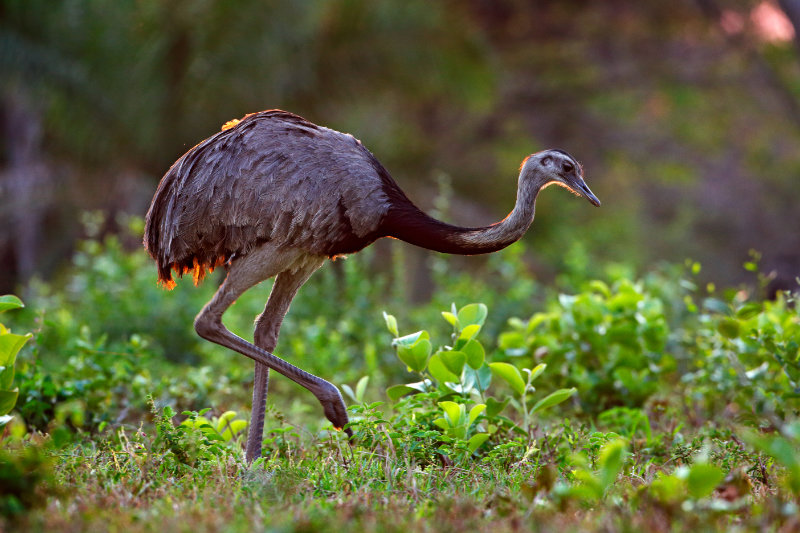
1 0 800 295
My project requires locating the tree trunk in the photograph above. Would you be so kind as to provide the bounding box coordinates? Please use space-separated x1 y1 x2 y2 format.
1 88 50 288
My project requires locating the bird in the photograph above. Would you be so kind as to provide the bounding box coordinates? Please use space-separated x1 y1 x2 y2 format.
144 109 600 462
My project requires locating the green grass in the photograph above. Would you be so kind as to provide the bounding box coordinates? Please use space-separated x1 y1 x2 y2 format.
2 219 800 532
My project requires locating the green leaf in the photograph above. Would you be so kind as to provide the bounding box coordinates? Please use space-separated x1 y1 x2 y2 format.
468 404 486 426
0 365 14 392
498 331 525 354
433 417 449 431
383 312 399 337
467 433 490 453
429 352 460 383
717 318 740 339
530 387 577 415
735 303 762 320
588 280 611 298
459 324 482 341
457 303 488 327
387 384 415 401
228 419 247 436
461 339 485 369
598 439 628 490
397 339 431 373
355 375 369 402
687 463 725 499
649 470 688 504
440 350 466 377
0 295 24 313
438 401 465 426
0 332 32 367
489 362 526 396
341 384 357 403
475 363 492 391
441 311 458 327
0 388 19 416
745 432 800 471
392 330 430 348
216 410 237 427
387 379 431 401
528 363 547 383
485 396 509 417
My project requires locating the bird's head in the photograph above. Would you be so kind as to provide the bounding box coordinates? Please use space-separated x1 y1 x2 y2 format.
521 149 601 207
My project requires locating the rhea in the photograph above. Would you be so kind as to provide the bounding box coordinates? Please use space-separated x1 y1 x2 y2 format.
144 110 600 462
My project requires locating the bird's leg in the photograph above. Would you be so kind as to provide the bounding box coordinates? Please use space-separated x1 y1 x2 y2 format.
248 364 270 462
193 255 351 461
247 261 323 462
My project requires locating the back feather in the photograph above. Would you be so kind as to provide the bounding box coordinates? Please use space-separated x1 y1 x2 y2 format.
144 110 397 288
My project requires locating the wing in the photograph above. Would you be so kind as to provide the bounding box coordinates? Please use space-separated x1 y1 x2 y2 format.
144 110 393 286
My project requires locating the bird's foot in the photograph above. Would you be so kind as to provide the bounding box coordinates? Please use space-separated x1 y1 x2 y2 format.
317 383 351 439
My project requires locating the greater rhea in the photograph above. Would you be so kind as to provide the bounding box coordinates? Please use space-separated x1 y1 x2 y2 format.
144 110 600 461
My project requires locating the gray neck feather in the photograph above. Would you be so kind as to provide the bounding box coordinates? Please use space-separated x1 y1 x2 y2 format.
383 167 545 255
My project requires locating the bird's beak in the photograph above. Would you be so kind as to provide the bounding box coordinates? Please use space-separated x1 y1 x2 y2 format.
575 179 601 207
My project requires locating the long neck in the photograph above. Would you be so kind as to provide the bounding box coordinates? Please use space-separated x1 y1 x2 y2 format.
381 174 541 255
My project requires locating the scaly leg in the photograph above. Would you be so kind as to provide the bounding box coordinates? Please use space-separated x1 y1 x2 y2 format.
192 245 349 461
246 256 324 462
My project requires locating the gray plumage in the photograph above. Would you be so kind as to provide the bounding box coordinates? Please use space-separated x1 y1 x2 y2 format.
144 109 600 462
146 110 397 286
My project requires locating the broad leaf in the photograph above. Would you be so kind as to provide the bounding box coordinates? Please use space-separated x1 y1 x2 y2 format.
0 364 14 391
459 324 482 341
528 363 547 383
433 417 449 431
438 401 465 427
489 362 526 396
386 384 417 401
439 350 466 376
383 312 399 337
598 439 627 490
468 404 486 426
467 433 490 453
392 330 429 348
475 363 492 391
461 339 485 369
0 332 32 367
355 375 369 402
736 303 762 320
530 387 576 415
0 295 24 313
386 380 431 401
397 338 431 373
217 410 237 425
429 352 460 383
687 463 725 499
441 311 458 327
717 318 740 339
588 280 611 298
224 419 248 440
485 396 509 417
451 367 478 395
457 303 488 327
0 388 19 416
341 384 358 403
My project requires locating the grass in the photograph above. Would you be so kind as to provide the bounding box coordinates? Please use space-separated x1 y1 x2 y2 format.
12 420 796 532
2 221 800 532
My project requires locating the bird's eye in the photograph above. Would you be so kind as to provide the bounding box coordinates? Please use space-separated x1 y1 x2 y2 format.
562 161 574 173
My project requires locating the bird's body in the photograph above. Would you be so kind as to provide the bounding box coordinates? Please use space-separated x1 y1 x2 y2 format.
146 110 396 286
144 109 600 462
